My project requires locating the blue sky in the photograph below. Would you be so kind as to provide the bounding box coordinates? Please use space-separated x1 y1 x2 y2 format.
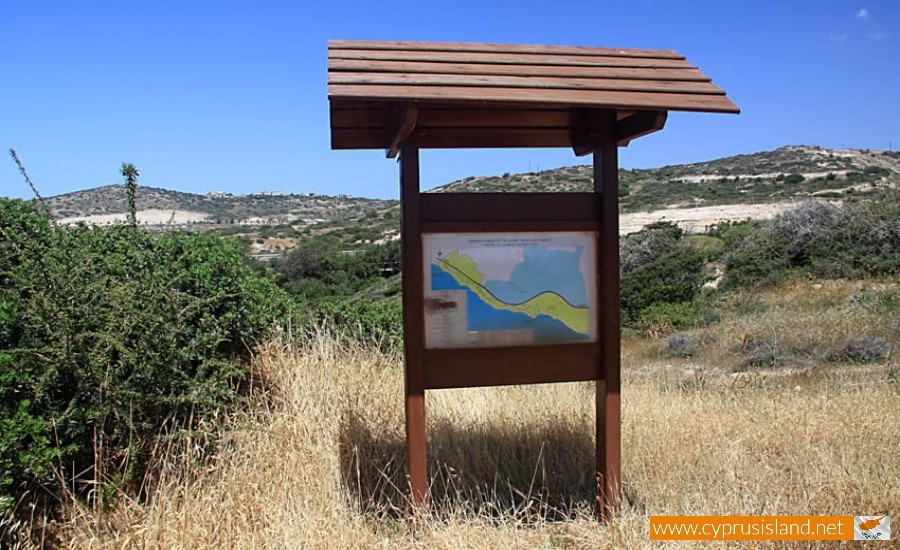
2 1 897 199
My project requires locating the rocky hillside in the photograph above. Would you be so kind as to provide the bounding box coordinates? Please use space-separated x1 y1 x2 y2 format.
38 145 899 253
46 186 395 226
433 146 900 213
313 145 899 246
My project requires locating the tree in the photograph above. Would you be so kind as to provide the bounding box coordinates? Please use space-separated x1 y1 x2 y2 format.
121 163 140 227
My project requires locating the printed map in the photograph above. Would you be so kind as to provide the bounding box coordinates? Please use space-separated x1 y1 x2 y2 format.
423 232 597 349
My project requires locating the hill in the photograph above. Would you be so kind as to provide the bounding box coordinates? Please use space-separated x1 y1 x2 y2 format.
310 145 898 247
434 145 900 212
46 185 395 227
40 145 899 253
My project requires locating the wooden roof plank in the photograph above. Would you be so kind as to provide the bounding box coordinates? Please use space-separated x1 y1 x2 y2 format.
331 99 578 111
329 59 712 82
333 128 666 151
329 40 684 60
332 129 386 150
330 72 726 95
420 109 572 128
332 128 578 150
327 41 740 147
331 106 636 130
329 84 741 114
331 108 384 129
330 49 694 69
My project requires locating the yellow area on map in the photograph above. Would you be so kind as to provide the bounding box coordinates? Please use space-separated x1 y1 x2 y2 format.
439 251 589 335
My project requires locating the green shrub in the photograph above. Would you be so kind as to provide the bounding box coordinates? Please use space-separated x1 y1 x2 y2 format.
621 249 705 316
724 195 900 288
663 332 700 358
633 301 701 336
0 199 292 520
706 219 760 250
620 221 685 274
685 235 726 261
734 334 780 371
619 223 706 330
827 336 891 363
313 298 402 349
863 166 890 177
275 238 400 303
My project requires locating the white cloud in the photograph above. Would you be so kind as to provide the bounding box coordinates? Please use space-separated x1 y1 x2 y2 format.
865 30 887 41
829 33 849 42
857 8 869 20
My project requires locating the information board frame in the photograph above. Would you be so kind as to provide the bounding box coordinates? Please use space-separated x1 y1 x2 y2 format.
329 39 739 522
398 133 621 519
422 230 599 350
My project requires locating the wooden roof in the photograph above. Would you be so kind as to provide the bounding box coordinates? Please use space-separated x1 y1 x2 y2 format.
329 40 739 155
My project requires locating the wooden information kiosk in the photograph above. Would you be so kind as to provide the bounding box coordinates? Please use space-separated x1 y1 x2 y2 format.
328 40 739 519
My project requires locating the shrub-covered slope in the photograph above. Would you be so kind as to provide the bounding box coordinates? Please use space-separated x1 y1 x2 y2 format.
0 199 291 527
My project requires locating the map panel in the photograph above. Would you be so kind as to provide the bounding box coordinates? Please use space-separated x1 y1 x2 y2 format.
423 232 597 349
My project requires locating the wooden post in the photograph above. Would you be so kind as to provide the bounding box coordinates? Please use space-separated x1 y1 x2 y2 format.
400 137 428 507
594 111 622 521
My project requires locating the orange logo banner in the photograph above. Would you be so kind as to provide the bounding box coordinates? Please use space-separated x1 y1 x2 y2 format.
650 516 856 541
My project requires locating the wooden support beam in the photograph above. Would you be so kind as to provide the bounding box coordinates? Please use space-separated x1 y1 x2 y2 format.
423 344 601 389
386 103 418 158
571 108 616 156
594 112 622 522
616 110 667 145
400 138 428 509
421 192 601 223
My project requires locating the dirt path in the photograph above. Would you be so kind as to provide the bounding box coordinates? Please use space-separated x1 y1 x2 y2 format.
58 209 210 226
619 202 798 235
59 202 801 236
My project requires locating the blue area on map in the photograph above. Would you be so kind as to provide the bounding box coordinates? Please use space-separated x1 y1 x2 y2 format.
482 246 587 306
432 264 589 341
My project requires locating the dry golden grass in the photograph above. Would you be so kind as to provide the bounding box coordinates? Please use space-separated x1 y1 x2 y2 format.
46 281 899 549
633 278 898 378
